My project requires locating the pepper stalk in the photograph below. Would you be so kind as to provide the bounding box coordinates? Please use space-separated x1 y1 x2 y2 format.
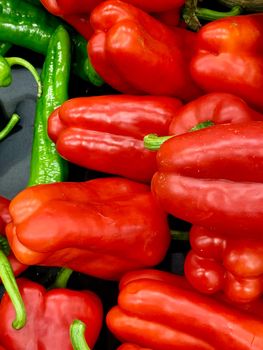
70 320 91 350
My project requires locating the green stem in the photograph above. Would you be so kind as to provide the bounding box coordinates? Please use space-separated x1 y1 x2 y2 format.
170 230 189 241
50 268 73 289
5 57 42 97
0 113 20 141
0 250 26 329
196 5 242 21
144 134 174 151
70 320 91 350
190 120 215 132
0 235 10 256
217 0 263 12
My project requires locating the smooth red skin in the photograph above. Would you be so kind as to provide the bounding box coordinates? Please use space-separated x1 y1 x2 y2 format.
168 92 263 135
185 226 263 303
6 178 171 280
117 344 152 350
40 0 185 15
152 121 263 238
107 274 263 350
190 14 263 113
88 1 202 101
0 278 103 350
48 95 182 182
0 196 27 279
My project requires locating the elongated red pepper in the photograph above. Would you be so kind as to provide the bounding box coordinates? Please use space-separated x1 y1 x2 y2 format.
0 196 27 279
185 225 263 304
168 92 263 135
107 269 263 350
88 0 202 100
190 14 263 112
147 121 263 238
6 178 171 280
117 345 151 350
0 278 103 350
48 95 182 182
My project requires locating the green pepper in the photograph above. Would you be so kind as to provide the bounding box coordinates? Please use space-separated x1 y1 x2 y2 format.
0 0 95 83
0 55 42 141
28 25 70 186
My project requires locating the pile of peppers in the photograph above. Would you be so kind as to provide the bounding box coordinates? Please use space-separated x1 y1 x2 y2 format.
1 0 263 349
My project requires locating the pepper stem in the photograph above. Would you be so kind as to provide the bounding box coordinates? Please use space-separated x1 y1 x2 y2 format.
0 235 11 256
217 0 263 12
0 114 20 141
50 268 73 289
4 57 42 97
183 0 242 31
144 134 174 151
0 250 26 329
190 120 215 131
170 230 189 241
70 320 91 350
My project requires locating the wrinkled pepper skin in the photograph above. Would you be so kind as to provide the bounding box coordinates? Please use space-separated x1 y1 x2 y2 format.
0 196 27 279
88 0 202 100
185 225 263 304
48 95 182 182
0 278 103 350
190 14 263 113
168 92 263 135
40 0 185 40
6 178 171 280
152 121 263 238
107 270 263 350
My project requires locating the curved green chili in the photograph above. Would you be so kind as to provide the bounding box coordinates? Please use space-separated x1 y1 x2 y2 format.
0 0 97 83
0 114 20 141
28 25 70 186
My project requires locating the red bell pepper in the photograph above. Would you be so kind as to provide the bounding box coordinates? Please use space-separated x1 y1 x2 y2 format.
146 121 263 238
88 0 202 100
40 0 185 40
0 277 103 350
168 92 263 136
48 95 182 182
107 269 263 350
6 177 171 280
0 196 27 279
185 225 263 304
190 14 263 112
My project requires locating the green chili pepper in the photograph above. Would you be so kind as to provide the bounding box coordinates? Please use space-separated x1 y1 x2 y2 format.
0 0 95 83
0 42 12 56
28 25 70 186
0 54 42 141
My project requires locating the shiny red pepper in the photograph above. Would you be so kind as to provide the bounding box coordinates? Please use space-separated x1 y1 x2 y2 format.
107 269 263 350
168 92 263 135
190 14 263 113
88 0 202 100
40 0 185 39
6 178 171 280
185 225 263 304
0 196 27 279
149 121 263 238
117 345 151 350
0 278 103 350
48 95 182 182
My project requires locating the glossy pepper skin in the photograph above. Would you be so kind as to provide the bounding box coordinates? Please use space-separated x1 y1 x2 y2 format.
88 0 202 100
0 196 27 279
185 225 263 304
168 92 263 135
107 269 263 350
151 121 263 238
190 14 263 112
48 95 182 182
0 278 103 350
6 178 171 280
28 25 70 186
117 345 151 350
